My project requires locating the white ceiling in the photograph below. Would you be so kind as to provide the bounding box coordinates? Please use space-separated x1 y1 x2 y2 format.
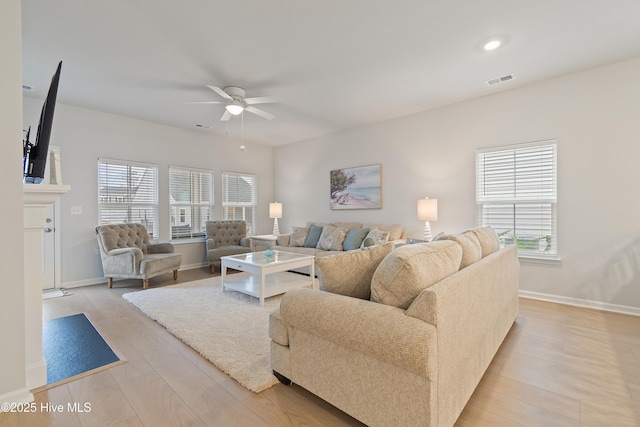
21 0 640 147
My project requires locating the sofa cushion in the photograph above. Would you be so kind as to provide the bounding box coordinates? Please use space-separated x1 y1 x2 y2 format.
305 224 324 248
316 225 348 251
370 240 463 309
441 232 482 269
316 242 394 299
342 227 370 251
289 226 309 247
469 226 501 257
361 228 389 248
362 223 403 241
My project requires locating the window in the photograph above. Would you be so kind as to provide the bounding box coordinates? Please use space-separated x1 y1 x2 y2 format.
476 140 557 258
169 166 214 240
222 171 256 235
98 158 159 239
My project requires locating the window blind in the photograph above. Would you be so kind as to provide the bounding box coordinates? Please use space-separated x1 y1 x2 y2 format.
476 140 557 257
222 171 256 235
98 158 159 239
169 166 214 239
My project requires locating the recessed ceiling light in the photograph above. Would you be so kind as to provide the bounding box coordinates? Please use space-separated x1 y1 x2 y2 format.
483 40 501 51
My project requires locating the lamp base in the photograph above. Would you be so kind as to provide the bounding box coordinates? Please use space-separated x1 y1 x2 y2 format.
423 221 433 241
272 218 280 236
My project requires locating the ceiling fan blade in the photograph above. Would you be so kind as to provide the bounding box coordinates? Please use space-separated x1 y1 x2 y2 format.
183 101 224 104
245 106 275 120
207 85 232 100
244 96 278 105
220 110 232 121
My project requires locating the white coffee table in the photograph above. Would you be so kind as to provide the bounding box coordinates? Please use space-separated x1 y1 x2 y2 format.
221 250 316 306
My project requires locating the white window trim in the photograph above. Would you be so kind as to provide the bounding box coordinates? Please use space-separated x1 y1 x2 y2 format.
98 157 159 240
221 171 257 235
476 139 559 261
169 165 215 241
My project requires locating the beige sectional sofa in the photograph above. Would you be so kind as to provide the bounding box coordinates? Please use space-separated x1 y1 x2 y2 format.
271 221 406 274
269 227 520 427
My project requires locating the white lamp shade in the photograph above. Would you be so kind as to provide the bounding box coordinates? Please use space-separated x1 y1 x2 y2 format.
269 202 282 219
417 198 438 221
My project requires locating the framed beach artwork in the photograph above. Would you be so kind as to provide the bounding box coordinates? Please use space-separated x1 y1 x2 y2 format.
330 164 382 210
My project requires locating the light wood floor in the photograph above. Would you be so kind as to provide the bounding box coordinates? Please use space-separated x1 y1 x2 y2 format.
1 267 639 427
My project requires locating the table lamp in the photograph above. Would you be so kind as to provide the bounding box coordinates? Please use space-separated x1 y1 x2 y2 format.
269 202 282 236
417 197 438 241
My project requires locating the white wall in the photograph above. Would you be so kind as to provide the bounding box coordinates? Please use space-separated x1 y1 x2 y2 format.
0 0 31 405
275 57 640 312
22 99 275 286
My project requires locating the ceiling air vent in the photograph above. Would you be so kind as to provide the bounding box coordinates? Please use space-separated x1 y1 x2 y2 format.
194 123 211 129
485 73 515 87
22 84 34 91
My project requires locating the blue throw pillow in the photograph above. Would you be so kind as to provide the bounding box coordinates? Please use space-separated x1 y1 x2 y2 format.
342 227 370 251
305 224 324 248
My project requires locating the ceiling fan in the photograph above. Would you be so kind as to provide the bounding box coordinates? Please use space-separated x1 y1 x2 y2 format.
185 85 278 121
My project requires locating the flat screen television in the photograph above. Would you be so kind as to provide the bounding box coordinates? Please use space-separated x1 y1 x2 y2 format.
23 61 62 184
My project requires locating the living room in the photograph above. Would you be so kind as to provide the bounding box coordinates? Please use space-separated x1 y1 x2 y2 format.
3 1 640 426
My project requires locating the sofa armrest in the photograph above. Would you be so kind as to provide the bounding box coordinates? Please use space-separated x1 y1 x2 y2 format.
239 237 251 247
280 288 436 378
276 234 291 246
103 247 143 274
147 242 175 254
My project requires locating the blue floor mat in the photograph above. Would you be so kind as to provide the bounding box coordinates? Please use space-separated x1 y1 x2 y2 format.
43 313 120 385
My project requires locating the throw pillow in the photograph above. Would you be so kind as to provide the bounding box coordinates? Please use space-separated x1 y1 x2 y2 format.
360 228 389 248
289 226 309 247
316 242 394 299
316 225 348 251
442 232 482 269
362 223 404 241
305 224 324 248
370 240 463 309
342 227 370 251
468 226 501 257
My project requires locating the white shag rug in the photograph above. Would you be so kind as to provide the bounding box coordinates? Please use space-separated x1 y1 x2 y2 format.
122 273 283 393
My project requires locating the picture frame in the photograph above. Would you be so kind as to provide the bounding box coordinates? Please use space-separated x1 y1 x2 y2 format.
330 164 382 210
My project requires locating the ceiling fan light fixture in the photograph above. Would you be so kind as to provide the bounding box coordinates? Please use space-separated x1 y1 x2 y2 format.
226 101 244 115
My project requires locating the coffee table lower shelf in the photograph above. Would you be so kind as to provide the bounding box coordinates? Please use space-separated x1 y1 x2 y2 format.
223 272 315 305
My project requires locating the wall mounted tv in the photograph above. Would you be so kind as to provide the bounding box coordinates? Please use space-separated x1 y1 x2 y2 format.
23 61 62 184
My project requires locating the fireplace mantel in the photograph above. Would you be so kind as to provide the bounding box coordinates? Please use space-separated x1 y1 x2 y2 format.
23 183 70 390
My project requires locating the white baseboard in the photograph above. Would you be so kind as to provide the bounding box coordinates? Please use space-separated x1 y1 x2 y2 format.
25 359 47 391
179 261 209 271
62 277 107 289
0 387 34 410
519 290 640 317
61 263 210 289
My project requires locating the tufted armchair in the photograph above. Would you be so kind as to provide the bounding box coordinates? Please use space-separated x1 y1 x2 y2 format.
95 223 182 289
205 220 252 273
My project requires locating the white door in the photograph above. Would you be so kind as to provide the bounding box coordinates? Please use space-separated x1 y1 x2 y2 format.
42 204 56 289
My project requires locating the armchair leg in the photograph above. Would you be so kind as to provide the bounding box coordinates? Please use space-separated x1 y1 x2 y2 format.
173 270 178 280
210 264 215 274
143 279 149 289
108 277 113 288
